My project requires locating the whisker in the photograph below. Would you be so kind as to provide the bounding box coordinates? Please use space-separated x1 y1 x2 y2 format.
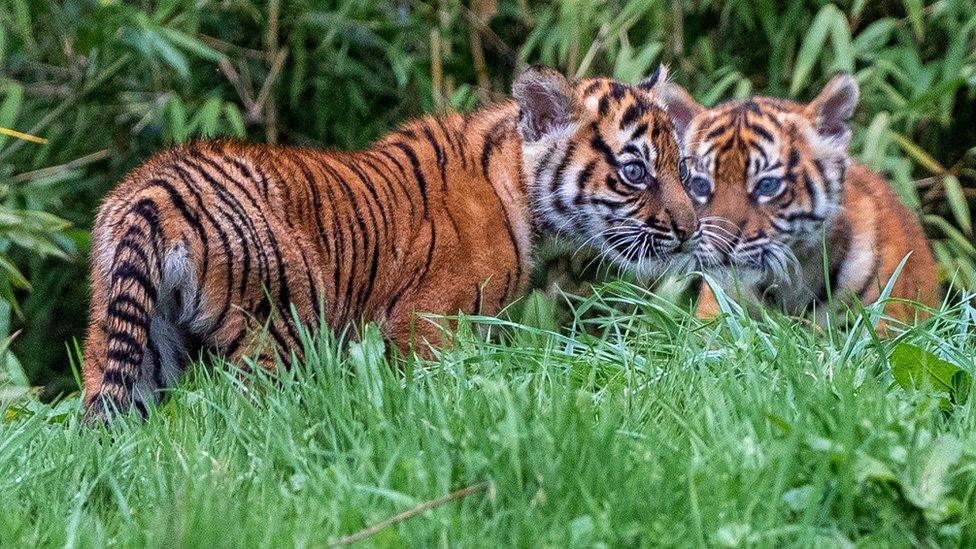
699 222 739 241
700 231 734 255
699 216 740 232
570 225 634 259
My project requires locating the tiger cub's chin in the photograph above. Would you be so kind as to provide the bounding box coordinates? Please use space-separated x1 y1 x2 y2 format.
661 73 939 322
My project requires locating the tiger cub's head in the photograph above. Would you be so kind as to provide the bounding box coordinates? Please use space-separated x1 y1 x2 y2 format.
513 66 698 277
660 74 859 282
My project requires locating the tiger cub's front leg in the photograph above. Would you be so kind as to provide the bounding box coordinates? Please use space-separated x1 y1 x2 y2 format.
694 283 722 320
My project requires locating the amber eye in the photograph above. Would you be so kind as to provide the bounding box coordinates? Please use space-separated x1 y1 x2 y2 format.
621 162 648 185
687 176 711 198
678 158 690 183
754 176 784 198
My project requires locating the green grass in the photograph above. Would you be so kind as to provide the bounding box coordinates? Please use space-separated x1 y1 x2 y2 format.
3 0 975 387
1 283 975 547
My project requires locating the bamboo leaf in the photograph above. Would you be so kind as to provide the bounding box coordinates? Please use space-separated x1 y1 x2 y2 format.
925 215 976 258
166 95 189 142
891 132 944 174
851 18 894 57
942 176 972 236
0 83 25 148
193 97 223 138
828 9 853 72
223 102 246 138
902 0 925 41
790 5 835 96
860 112 890 170
158 26 223 62
0 256 29 290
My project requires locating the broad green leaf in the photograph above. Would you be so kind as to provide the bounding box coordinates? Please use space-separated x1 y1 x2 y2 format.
904 437 962 521
952 370 972 405
890 342 972 404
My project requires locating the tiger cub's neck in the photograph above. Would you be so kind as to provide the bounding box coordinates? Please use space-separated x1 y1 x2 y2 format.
767 161 935 316
760 164 858 313
318 101 542 322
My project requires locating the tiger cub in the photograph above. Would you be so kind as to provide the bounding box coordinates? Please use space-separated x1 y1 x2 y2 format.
659 73 939 324
83 66 698 421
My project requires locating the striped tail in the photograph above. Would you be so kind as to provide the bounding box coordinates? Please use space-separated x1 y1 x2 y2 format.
84 197 166 422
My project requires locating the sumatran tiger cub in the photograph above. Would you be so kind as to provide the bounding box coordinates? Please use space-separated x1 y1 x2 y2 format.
659 73 939 325
83 66 698 421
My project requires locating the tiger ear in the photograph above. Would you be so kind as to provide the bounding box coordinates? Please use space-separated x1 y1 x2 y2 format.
806 73 859 144
513 66 575 142
637 64 669 92
656 78 704 137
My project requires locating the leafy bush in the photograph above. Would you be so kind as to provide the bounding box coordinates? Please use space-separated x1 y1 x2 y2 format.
0 0 973 389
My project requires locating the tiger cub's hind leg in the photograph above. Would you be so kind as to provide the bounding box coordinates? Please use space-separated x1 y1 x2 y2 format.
130 261 203 414
83 240 204 424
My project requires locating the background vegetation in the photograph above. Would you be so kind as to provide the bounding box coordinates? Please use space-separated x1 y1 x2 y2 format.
1 0 975 392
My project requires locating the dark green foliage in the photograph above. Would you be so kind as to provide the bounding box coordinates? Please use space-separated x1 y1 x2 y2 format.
0 0 974 388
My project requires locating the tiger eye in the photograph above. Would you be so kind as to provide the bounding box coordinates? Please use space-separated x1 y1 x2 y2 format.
621 162 647 184
688 176 711 198
678 158 690 182
754 177 783 197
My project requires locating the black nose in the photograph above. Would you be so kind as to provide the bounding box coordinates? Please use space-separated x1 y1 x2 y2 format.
664 206 699 244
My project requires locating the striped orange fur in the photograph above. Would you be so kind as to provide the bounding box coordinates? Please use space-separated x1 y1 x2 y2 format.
82 66 698 422
660 74 939 325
